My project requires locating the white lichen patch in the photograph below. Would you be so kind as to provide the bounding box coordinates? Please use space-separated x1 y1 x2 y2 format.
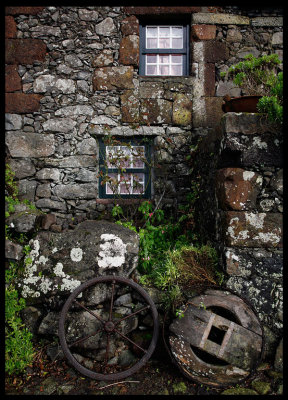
20 239 82 298
245 212 266 229
254 231 281 245
70 247 83 262
243 171 255 181
97 234 127 269
252 137 268 149
53 262 66 277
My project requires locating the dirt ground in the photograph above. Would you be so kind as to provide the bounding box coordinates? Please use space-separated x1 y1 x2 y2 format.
5 331 283 396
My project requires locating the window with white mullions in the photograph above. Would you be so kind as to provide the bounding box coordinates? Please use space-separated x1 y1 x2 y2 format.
99 138 151 199
139 23 189 76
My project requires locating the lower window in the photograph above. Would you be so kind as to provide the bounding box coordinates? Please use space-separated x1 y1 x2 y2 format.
99 137 152 199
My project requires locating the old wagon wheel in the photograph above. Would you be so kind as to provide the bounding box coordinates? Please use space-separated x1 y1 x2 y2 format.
59 275 159 381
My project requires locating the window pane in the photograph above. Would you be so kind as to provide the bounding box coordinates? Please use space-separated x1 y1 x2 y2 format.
159 65 169 75
132 173 145 194
132 146 145 168
120 182 131 194
106 173 118 194
147 38 157 48
159 54 169 64
172 27 183 37
146 27 157 37
171 54 182 63
159 38 170 49
147 54 157 63
146 65 157 75
106 146 118 168
171 65 182 75
119 146 131 168
172 38 183 48
159 27 170 37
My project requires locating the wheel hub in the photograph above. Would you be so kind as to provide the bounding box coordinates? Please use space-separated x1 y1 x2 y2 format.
104 321 115 332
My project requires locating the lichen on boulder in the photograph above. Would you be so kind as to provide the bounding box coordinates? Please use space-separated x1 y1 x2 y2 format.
18 220 139 306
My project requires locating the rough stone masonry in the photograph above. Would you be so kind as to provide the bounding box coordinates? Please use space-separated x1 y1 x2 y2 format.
5 6 283 367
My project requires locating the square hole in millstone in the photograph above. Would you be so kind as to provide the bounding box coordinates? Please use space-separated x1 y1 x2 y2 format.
208 325 226 345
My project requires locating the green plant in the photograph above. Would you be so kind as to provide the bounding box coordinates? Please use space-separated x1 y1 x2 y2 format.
221 53 281 96
5 263 34 375
257 71 283 125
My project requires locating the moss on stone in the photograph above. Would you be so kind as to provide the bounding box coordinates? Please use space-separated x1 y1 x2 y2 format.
221 387 258 395
172 381 187 394
251 380 271 395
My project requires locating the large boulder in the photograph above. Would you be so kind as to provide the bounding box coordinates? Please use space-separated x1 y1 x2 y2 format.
18 220 139 307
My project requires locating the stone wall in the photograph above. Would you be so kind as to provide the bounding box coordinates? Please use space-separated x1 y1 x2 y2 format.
216 113 283 350
5 5 283 357
5 6 283 229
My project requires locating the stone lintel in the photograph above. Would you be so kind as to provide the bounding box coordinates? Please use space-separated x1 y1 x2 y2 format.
251 17 283 27
192 13 250 25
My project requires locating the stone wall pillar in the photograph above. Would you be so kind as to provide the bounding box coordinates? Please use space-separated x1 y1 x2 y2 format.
216 112 283 347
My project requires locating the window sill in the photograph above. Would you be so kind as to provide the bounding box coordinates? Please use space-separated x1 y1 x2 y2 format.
97 198 149 205
138 75 192 82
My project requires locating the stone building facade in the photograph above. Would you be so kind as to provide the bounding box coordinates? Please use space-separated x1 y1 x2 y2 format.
5 6 283 346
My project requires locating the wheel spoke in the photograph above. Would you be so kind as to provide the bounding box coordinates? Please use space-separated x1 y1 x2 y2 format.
109 280 116 322
114 305 150 326
74 300 105 324
114 328 147 353
68 327 103 348
105 333 111 368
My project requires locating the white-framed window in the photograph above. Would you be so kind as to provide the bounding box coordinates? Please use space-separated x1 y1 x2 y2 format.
139 23 189 76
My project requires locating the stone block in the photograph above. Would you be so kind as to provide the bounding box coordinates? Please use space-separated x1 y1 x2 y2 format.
251 17 283 27
191 24 216 41
120 89 140 123
5 93 42 113
222 113 265 135
93 66 134 91
204 97 224 127
5 7 45 15
95 17 116 36
42 118 77 133
223 131 283 168
5 39 46 64
53 184 97 199
204 63 215 96
43 156 96 168
92 50 114 68
36 168 60 181
223 211 282 247
5 239 23 260
119 35 139 66
121 15 139 36
216 168 262 210
5 65 21 92
18 220 139 302
203 40 229 62
192 13 250 25
5 113 23 130
5 16 17 38
172 94 192 126
140 98 172 125
8 159 36 179
40 214 57 230
124 6 200 14
139 81 164 99
6 132 55 158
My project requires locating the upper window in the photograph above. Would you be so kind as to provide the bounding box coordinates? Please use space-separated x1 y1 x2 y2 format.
139 23 189 76
99 137 151 199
